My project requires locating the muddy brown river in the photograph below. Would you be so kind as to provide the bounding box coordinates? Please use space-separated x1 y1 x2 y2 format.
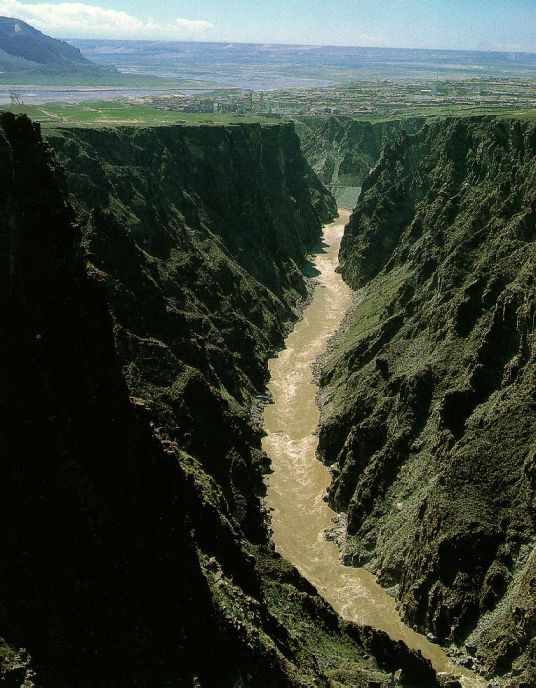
262 211 484 687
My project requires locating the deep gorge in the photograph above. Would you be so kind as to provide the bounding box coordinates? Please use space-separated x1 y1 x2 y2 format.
0 111 534 688
0 113 440 687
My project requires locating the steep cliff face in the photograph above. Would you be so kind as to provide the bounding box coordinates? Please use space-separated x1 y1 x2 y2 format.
46 123 335 542
0 113 438 687
295 116 426 188
0 112 234 686
318 116 536 685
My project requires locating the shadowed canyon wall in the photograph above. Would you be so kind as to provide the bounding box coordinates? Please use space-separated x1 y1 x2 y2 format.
46 122 336 544
0 112 229 687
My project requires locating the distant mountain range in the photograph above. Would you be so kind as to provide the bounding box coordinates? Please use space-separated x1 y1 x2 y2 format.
0 17 114 75
74 38 536 89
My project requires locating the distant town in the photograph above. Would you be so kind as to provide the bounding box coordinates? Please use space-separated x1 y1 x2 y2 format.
143 77 536 120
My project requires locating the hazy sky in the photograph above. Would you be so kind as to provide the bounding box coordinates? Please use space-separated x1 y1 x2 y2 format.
1 0 535 52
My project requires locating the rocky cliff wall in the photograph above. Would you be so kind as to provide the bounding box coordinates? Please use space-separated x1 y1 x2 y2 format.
46 122 335 543
294 116 426 188
0 112 235 686
318 116 536 686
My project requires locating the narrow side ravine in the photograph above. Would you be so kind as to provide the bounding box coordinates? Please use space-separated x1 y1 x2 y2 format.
262 210 485 687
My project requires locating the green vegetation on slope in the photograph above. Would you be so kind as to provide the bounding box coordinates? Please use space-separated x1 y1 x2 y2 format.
318 116 536 687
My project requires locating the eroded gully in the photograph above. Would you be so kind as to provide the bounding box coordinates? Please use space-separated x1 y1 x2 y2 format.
262 210 485 687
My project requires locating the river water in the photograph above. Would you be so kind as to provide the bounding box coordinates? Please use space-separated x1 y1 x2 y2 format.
262 210 484 687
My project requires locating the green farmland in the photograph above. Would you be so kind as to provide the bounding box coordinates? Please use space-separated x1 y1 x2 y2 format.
1 100 280 128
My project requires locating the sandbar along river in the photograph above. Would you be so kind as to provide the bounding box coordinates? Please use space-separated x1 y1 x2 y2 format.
262 210 484 687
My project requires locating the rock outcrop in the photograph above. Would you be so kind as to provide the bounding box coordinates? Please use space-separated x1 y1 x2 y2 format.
295 116 426 187
318 116 536 686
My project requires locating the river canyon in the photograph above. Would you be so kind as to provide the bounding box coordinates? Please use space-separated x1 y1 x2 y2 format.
0 112 534 687
263 210 484 687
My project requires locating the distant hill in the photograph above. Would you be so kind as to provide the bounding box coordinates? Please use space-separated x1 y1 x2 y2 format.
0 17 113 75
